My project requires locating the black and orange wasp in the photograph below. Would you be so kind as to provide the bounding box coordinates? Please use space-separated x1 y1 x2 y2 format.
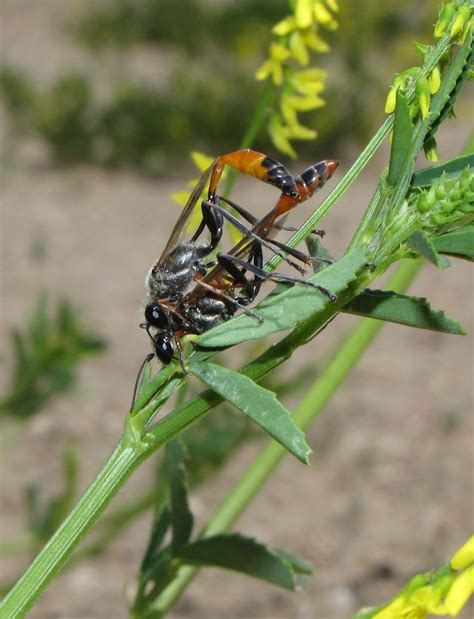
140 149 339 371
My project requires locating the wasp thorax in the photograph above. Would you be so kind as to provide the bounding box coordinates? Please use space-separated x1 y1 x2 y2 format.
146 243 208 300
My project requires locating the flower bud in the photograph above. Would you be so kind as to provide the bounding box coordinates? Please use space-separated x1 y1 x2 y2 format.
450 5 471 39
416 76 431 118
385 84 398 113
423 136 439 162
434 3 456 38
428 66 441 94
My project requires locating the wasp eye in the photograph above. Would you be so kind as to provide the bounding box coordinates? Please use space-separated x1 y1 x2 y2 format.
145 303 168 328
153 331 174 364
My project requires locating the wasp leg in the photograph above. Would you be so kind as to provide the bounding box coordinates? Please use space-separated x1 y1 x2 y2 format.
218 253 337 303
193 278 263 323
219 195 325 238
216 252 263 306
190 196 225 250
203 199 308 275
172 334 188 373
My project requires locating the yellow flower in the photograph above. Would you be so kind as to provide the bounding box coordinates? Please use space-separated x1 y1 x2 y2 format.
290 68 327 94
313 2 338 30
450 5 471 39
424 142 439 162
287 122 317 140
268 113 297 158
303 27 330 53
190 151 214 172
273 15 297 36
450 535 474 571
295 0 313 29
434 2 456 38
373 585 447 618
416 76 431 119
444 565 474 616
428 66 441 94
255 43 291 85
325 0 339 13
385 84 399 113
171 151 215 232
289 30 310 65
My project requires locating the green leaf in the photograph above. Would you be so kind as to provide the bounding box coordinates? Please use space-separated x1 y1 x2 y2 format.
273 548 314 576
425 33 473 145
305 234 334 274
387 91 414 187
433 224 474 261
197 249 367 348
411 154 474 188
178 533 307 590
140 507 170 571
406 230 450 268
344 289 466 335
165 440 193 552
187 361 311 464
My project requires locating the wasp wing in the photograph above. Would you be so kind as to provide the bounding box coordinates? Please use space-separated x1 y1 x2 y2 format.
153 162 214 268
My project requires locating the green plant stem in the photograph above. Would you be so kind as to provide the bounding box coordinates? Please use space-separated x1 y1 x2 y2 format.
150 258 424 615
222 79 275 199
0 443 145 618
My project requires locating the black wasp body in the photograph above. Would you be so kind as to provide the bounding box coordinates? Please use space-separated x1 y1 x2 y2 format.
139 150 339 369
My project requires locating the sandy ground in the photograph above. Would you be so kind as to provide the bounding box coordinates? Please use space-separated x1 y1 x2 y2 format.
1 2 473 618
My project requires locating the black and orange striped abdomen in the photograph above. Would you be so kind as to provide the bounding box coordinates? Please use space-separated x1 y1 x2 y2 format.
208 149 299 199
296 159 339 201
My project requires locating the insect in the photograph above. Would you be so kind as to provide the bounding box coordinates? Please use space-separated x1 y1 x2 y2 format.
141 149 339 369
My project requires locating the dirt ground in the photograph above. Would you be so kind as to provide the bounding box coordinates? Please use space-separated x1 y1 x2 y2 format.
1 2 473 618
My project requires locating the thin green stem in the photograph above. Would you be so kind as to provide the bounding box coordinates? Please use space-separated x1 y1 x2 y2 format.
266 115 393 273
222 79 275 198
151 258 425 615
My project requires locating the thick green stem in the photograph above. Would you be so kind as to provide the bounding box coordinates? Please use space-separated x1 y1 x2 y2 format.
0 442 147 618
151 259 424 615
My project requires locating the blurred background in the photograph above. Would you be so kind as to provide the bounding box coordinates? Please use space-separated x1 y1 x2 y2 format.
0 1 472 618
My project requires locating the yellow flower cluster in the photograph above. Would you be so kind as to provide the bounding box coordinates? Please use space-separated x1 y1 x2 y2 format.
434 2 473 40
372 536 474 619
255 0 338 158
384 1 472 162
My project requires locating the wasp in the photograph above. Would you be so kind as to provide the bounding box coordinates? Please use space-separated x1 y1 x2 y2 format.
140 149 339 369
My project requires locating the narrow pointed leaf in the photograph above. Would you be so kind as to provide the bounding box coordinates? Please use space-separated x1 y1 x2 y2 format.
165 440 193 552
407 230 450 268
425 34 473 144
273 548 314 575
433 224 474 261
178 533 304 590
197 249 367 348
411 154 474 188
305 234 334 274
344 289 466 335
187 361 311 463
140 507 170 570
387 91 414 186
